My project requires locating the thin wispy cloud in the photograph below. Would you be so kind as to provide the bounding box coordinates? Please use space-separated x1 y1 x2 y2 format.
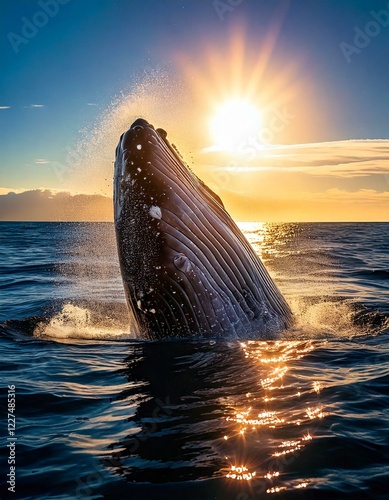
0 106 11 109
34 159 50 165
87 102 97 106
270 187 389 203
24 104 45 109
203 140 389 179
315 188 389 203
222 186 389 222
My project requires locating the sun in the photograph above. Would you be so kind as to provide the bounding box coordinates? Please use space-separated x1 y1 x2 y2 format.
175 22 306 153
210 99 262 151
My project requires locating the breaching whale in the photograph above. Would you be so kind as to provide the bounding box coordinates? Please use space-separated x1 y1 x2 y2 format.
114 118 292 340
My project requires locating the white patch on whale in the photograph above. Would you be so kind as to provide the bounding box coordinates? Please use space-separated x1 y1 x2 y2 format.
149 205 162 219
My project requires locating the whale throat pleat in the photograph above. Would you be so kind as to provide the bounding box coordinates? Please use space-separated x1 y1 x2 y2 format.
115 119 293 339
150 148 290 326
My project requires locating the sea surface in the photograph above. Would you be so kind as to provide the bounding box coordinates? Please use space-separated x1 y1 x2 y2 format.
0 222 388 499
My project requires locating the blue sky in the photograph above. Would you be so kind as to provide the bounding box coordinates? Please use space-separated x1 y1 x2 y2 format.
0 0 388 220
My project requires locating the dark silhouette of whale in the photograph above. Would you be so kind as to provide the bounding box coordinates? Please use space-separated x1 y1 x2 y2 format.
114 118 292 339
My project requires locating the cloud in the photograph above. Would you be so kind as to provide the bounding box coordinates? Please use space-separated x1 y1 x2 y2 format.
202 139 389 179
0 189 112 221
87 103 97 106
34 159 51 165
1 185 387 223
222 187 389 222
293 188 389 204
0 106 11 109
24 104 45 109
0 187 28 195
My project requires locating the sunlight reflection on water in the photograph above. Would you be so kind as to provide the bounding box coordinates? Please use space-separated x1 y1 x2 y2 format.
221 340 326 493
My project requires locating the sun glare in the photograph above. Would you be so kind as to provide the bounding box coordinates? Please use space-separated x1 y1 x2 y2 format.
211 99 262 151
176 21 307 154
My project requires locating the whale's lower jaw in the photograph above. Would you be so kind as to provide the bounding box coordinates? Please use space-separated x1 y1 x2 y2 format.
114 119 293 340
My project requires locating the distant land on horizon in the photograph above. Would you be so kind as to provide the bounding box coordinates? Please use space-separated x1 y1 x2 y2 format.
0 189 388 223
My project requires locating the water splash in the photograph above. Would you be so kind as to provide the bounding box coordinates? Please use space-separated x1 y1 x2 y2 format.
66 68 197 198
34 303 133 341
285 297 388 339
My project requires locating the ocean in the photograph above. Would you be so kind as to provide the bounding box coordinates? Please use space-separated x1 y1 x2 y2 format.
0 222 388 499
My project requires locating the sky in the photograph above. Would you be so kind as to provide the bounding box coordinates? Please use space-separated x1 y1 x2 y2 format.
0 0 388 221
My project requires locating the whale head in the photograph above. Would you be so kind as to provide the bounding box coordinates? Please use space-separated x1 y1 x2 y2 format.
114 118 292 340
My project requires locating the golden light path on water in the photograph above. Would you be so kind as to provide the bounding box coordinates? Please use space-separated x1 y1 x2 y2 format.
220 340 327 494
238 222 267 259
237 222 362 338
